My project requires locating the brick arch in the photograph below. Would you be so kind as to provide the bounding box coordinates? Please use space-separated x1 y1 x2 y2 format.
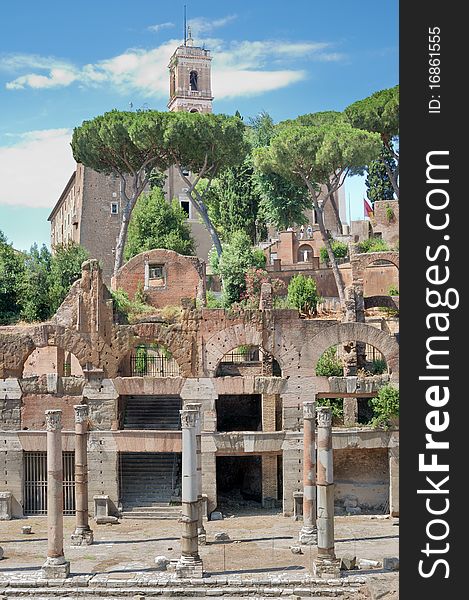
308 322 399 380
113 323 194 378
0 324 105 378
351 251 400 280
204 324 297 376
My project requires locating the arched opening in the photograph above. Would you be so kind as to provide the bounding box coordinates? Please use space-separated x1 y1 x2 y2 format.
297 244 314 263
315 342 389 426
364 258 399 298
189 108 199 113
22 347 83 378
189 70 198 91
119 343 180 377
216 345 281 377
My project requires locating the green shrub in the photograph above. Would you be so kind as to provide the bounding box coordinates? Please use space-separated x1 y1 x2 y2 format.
356 238 389 253
206 291 224 308
320 240 348 264
315 346 344 377
287 274 319 316
388 286 399 296
369 384 399 428
370 358 387 375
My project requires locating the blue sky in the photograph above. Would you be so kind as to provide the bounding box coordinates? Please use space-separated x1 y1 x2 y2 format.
0 0 398 251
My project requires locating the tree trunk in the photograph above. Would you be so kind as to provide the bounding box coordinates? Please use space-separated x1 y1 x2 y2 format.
304 180 346 306
113 203 133 276
326 184 343 234
190 190 224 257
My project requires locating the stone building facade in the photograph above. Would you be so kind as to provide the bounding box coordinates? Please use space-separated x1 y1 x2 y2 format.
0 260 399 521
48 164 124 283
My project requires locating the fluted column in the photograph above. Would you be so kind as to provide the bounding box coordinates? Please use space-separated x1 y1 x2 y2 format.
176 407 203 578
71 404 93 546
314 407 340 578
41 410 70 579
299 401 317 544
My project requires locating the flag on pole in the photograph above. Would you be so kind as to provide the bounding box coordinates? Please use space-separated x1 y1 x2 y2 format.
363 198 374 219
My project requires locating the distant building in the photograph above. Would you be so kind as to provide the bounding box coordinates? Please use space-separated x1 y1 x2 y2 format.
48 164 124 283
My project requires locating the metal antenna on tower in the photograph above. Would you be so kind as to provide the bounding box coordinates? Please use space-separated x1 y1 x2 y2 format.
184 4 187 46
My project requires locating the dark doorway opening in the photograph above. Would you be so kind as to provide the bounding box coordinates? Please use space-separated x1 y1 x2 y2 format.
216 456 262 510
216 394 261 431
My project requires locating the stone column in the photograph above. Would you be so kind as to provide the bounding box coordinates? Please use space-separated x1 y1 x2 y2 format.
186 403 206 544
71 405 94 546
299 401 317 544
41 410 70 579
314 407 340 578
176 408 203 578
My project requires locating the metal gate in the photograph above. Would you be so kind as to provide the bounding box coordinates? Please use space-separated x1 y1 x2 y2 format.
24 452 75 515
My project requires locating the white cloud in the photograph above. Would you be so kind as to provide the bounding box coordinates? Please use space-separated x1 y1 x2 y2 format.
188 15 237 36
0 129 75 208
4 27 344 99
148 22 175 33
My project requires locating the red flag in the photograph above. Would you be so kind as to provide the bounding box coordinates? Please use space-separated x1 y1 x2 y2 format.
363 198 374 219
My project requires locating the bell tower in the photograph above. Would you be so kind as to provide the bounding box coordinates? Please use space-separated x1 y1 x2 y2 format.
167 27 213 113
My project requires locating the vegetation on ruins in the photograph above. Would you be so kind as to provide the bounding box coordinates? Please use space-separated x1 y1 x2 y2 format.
356 238 391 253
315 346 344 377
72 110 247 274
254 111 382 305
320 240 348 264
124 187 195 260
0 232 88 325
287 274 320 317
369 384 399 428
214 230 267 307
345 85 399 198
316 398 344 424
370 358 388 375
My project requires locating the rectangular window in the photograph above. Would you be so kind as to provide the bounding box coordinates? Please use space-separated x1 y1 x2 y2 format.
148 263 166 288
111 202 119 214
180 200 190 218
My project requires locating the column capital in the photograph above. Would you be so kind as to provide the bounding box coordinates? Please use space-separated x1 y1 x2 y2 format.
303 401 316 420
74 404 89 423
45 410 62 432
317 406 332 428
180 409 198 429
185 402 202 413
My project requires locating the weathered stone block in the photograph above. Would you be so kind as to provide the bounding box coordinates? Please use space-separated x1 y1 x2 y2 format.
0 491 12 520
383 556 399 571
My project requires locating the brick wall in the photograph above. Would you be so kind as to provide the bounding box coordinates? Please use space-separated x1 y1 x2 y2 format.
112 248 205 308
372 200 399 246
21 394 79 430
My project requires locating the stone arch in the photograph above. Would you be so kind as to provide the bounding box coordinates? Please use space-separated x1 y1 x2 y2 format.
308 322 399 380
113 323 194 378
351 251 400 281
0 323 108 378
297 243 314 263
204 324 297 376
364 296 399 311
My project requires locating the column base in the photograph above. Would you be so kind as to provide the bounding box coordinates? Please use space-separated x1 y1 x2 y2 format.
40 556 70 579
313 555 341 579
175 556 204 578
299 526 317 545
71 528 94 546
